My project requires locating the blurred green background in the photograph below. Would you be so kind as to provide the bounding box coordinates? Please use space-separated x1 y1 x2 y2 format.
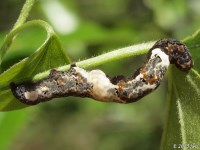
1 0 200 150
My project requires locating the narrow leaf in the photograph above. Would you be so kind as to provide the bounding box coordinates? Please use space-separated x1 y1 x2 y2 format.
0 21 70 111
161 30 200 150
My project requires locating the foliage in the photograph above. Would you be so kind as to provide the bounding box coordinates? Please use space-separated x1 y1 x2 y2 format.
161 31 200 149
0 0 200 150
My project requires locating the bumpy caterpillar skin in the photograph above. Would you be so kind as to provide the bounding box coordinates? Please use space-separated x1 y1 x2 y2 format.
10 39 193 105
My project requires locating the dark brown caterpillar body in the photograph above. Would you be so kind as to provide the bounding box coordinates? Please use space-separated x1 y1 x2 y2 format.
10 39 193 105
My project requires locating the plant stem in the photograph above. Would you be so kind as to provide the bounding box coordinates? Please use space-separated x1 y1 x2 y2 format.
12 0 36 30
33 41 155 81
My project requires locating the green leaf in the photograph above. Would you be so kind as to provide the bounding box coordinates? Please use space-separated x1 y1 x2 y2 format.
0 20 70 111
184 30 200 71
0 0 36 63
160 31 200 149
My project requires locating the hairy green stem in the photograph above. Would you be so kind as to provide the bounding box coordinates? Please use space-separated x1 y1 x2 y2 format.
12 0 36 30
33 41 155 81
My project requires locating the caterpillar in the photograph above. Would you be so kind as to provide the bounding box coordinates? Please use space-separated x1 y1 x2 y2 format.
10 39 193 105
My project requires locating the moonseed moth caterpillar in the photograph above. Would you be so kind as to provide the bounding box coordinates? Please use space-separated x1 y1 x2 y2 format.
10 39 193 105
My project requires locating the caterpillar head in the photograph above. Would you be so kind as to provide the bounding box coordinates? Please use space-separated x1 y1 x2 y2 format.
151 39 193 72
